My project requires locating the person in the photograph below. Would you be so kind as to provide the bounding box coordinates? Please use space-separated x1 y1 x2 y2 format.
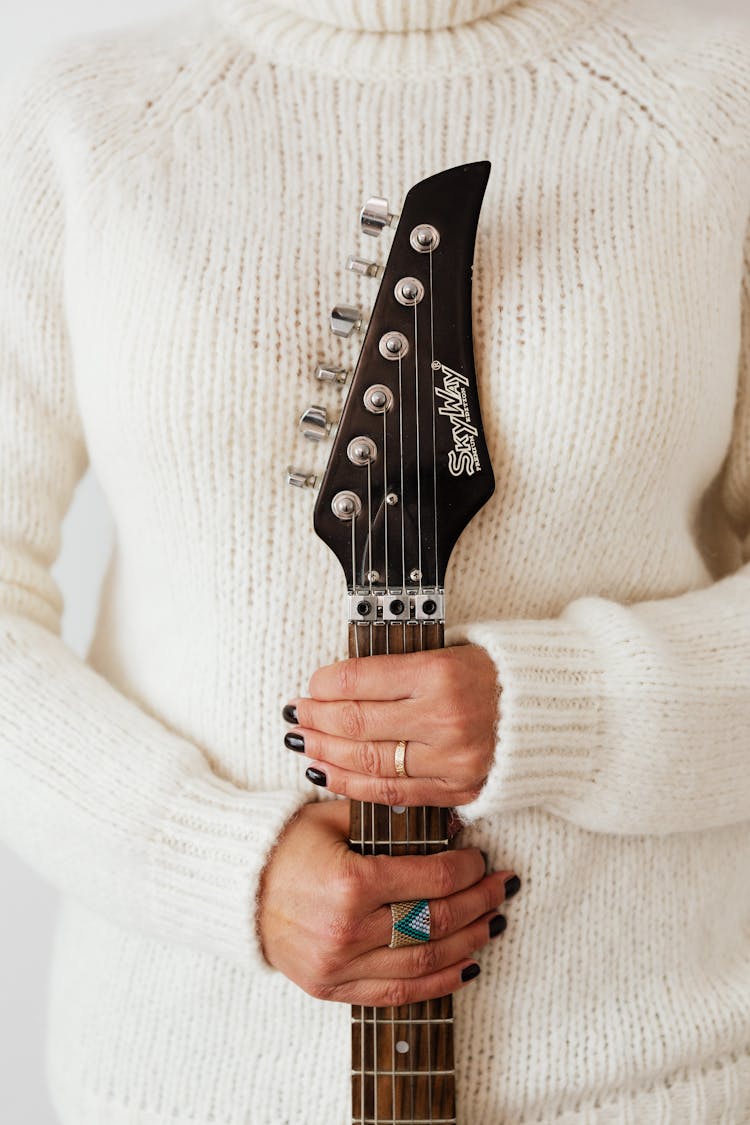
1 0 749 1121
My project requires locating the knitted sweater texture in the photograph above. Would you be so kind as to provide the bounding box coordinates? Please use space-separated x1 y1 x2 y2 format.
1 0 750 1121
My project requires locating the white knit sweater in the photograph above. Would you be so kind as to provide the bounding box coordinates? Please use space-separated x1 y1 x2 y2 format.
1 0 750 1121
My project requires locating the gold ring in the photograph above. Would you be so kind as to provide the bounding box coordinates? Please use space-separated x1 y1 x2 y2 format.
394 739 408 777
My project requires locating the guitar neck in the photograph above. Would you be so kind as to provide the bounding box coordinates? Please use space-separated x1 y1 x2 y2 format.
348 618 456 1125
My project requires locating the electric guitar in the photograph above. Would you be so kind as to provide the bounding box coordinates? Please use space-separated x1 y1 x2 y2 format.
287 160 494 1125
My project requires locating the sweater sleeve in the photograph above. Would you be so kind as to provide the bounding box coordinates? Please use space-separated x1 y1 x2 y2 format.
446 216 750 838
0 61 309 969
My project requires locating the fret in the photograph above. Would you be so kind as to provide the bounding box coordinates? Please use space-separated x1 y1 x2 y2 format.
352 1017 454 1070
353 1017 454 1025
351 1072 455 1122
353 1070 455 1077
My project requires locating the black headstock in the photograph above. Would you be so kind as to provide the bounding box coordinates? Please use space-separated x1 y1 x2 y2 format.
309 162 494 614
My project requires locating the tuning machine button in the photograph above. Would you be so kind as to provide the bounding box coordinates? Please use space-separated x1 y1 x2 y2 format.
330 304 365 338
314 363 349 387
286 467 318 490
346 255 381 279
360 195 399 237
298 404 334 442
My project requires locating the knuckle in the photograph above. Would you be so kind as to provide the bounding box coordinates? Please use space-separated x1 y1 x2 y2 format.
428 897 453 939
330 864 364 916
327 911 363 948
411 941 439 976
341 702 365 740
338 658 361 695
307 946 340 982
432 650 458 692
383 980 411 1008
433 854 458 897
304 977 337 1002
334 771 352 798
357 742 381 777
375 778 402 807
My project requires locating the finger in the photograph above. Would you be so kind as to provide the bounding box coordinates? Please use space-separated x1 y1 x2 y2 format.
294 696 425 744
308 651 430 702
304 758 461 808
350 910 503 981
322 958 482 1007
363 869 514 950
358 846 486 909
292 729 451 782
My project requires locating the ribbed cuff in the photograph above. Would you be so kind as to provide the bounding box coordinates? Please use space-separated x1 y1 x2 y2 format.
146 770 310 969
445 616 607 824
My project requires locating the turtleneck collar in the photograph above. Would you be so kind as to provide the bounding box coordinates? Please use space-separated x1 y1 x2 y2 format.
269 0 512 33
209 0 622 79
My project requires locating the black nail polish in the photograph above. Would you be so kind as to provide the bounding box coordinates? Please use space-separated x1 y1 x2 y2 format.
461 963 481 982
504 874 521 900
284 732 305 753
305 767 327 787
282 703 298 724
489 914 507 938
480 850 490 872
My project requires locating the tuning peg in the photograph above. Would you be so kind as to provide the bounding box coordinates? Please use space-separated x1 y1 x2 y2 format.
298 404 334 442
360 195 399 237
286 467 318 490
314 363 349 387
346 255 381 279
330 304 365 338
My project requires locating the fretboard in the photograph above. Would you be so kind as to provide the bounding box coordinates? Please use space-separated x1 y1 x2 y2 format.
348 618 455 1125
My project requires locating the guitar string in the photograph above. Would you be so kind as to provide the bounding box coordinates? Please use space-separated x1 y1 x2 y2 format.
351 518 360 659
429 245 438 590
397 350 407 654
364 467 377 1125
349 518 364 1122
379 408 396 1125
371 783 378 1124
427 244 435 1125
412 301 424 658
408 296 423 1123
360 798 365 1125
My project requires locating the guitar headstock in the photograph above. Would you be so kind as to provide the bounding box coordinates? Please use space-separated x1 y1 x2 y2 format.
289 161 494 625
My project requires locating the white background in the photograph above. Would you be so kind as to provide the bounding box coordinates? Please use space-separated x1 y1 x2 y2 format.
1 0 748 1121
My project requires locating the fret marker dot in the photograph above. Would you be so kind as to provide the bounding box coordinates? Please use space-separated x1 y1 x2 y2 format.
395 1040 409 1054
392 806 405 814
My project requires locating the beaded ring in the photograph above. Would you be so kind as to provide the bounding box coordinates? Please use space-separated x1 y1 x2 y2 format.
389 898 431 948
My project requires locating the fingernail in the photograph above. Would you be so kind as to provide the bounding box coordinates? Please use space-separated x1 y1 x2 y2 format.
461 963 481 982
282 703 298 724
504 874 521 900
284 732 305 752
480 850 491 873
489 914 507 938
305 767 327 787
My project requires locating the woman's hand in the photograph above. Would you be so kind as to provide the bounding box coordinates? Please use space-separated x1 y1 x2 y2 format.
283 644 499 807
257 799 518 1005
